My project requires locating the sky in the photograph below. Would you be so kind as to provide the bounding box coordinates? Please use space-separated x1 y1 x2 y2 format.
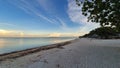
0 0 99 37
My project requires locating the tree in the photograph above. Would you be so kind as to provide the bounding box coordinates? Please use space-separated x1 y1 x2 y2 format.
82 27 117 39
76 0 120 32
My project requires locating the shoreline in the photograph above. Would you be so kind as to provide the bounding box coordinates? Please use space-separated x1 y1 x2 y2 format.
1 38 120 68
0 39 74 61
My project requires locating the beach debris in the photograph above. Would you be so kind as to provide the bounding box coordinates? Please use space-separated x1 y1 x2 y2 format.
57 46 64 49
56 64 60 68
43 59 48 64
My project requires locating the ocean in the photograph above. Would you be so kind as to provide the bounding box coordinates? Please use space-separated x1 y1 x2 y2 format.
0 37 75 54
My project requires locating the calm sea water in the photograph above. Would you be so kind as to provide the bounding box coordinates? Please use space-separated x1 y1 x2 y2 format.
0 37 75 54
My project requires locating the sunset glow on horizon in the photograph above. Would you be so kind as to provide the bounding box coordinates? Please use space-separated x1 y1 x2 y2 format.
0 29 84 37
0 0 99 37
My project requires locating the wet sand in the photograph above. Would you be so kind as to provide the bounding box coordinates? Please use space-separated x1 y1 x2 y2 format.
0 38 120 68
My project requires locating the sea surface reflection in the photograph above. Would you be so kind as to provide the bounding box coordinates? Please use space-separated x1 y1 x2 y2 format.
0 37 75 54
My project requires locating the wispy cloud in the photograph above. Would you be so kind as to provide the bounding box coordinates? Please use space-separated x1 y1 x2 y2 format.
8 0 56 24
8 0 78 31
56 17 75 31
67 0 87 24
5 0 99 37
67 0 100 34
0 23 17 27
57 18 69 30
37 0 55 13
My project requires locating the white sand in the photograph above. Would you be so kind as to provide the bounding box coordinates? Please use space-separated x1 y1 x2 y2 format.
0 38 120 68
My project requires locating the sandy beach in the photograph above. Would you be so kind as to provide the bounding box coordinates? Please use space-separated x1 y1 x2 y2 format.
0 38 120 68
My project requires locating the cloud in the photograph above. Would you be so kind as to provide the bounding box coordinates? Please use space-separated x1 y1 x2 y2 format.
37 0 54 13
8 0 80 33
56 18 70 31
0 29 46 37
67 0 100 34
56 17 79 32
0 29 83 37
0 29 24 37
49 33 61 37
48 32 84 37
8 0 56 24
52 17 89 36
67 0 87 24
0 23 17 27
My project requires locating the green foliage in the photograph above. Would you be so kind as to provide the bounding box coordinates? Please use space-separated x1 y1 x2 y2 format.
76 0 120 31
82 27 118 39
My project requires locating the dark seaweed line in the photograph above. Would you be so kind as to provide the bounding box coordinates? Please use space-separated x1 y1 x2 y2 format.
0 40 72 61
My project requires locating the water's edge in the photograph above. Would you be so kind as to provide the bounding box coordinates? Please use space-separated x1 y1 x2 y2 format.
0 39 75 61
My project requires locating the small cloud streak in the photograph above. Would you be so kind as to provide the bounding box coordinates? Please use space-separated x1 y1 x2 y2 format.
49 33 61 37
48 32 83 37
37 0 54 13
0 23 17 27
56 17 72 31
56 17 80 32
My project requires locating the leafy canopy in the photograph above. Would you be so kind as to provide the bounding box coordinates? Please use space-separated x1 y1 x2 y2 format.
76 0 120 31
82 27 117 39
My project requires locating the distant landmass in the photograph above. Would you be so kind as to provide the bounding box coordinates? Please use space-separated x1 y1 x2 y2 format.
80 27 120 39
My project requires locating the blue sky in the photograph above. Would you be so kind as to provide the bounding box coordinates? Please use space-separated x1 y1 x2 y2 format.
0 0 99 37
